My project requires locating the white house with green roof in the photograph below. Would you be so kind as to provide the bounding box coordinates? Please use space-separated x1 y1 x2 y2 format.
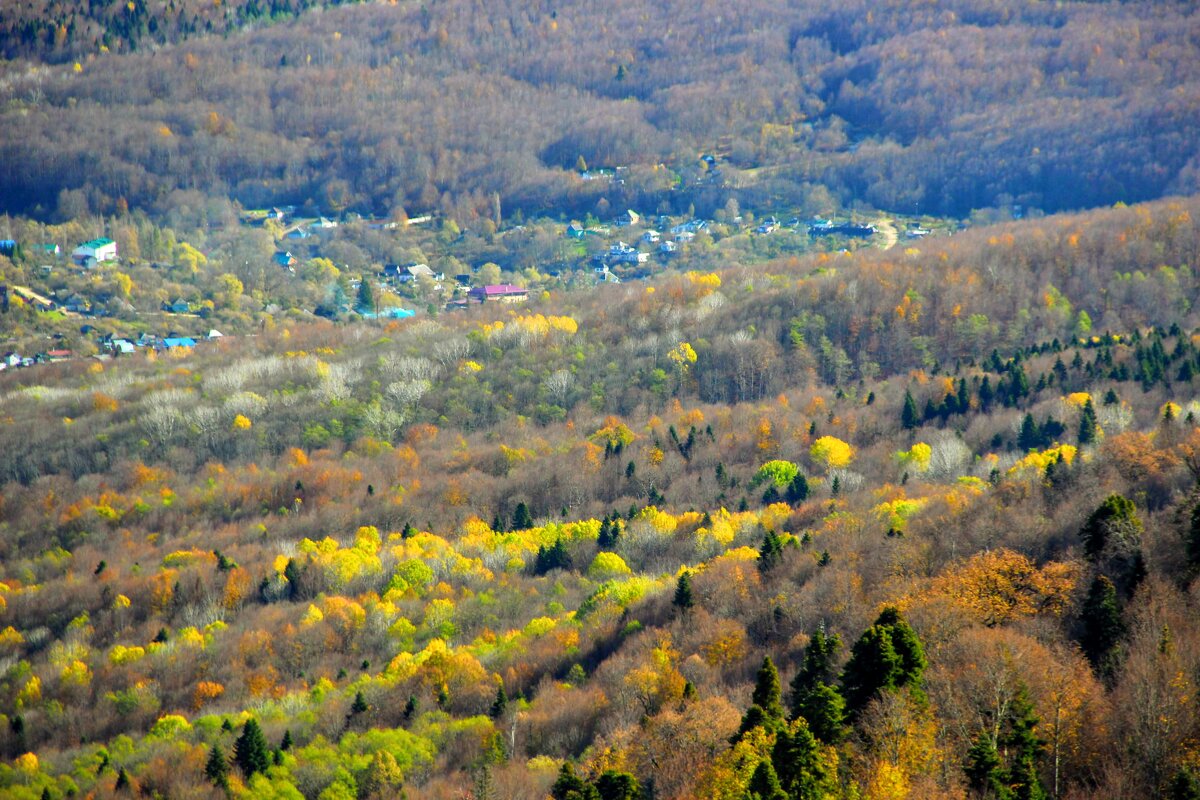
72 237 117 266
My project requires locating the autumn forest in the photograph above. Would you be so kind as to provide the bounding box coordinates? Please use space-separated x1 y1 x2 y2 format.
2 1 1200 799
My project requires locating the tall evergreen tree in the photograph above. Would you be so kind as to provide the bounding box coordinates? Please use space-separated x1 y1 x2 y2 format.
234 718 271 777
512 502 534 530
1018 414 1041 451
672 571 694 612
551 763 599 800
489 684 508 719
751 656 784 722
1187 503 1200 569
1080 574 1125 677
746 759 788 800
789 628 845 743
901 390 920 430
772 718 833 799
1170 767 1200 800
840 607 925 717
785 472 809 504
758 530 784 573
204 744 229 788
1078 398 1098 445
356 277 376 314
792 682 845 745
965 734 1007 799
1003 686 1047 800
1080 494 1142 561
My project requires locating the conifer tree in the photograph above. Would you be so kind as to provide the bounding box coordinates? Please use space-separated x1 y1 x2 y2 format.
234 718 270 777
512 502 533 530
1187 503 1200 569
840 607 925 717
751 656 784 722
785 472 809 504
1078 398 1098 445
1081 574 1125 677
672 571 694 612
594 771 640 800
772 718 833 799
789 628 846 743
551 763 598 800
901 389 920 430
356 277 376 314
1003 686 1047 800
204 744 229 788
489 684 508 719
758 530 784 573
1018 414 1040 450
1080 494 1141 561
746 759 788 800
965 734 1006 798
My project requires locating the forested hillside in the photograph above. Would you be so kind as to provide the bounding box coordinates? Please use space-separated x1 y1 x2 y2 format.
1 0 1198 223
1 198 1200 798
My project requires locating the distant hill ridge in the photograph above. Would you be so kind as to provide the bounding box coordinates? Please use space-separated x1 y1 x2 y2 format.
0 0 1197 223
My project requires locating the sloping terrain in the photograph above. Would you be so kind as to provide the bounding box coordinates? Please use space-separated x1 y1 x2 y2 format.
0 0 1197 222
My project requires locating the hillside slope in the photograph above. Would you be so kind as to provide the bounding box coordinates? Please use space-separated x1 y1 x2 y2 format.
1 0 1197 222
0 200 1199 798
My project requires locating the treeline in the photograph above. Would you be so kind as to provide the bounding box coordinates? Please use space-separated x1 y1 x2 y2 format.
0 0 1197 223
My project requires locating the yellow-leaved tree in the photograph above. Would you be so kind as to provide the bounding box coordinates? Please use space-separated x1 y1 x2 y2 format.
810 436 855 470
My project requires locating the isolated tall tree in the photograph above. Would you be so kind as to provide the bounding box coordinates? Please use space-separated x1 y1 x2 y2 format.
785 473 809 503
965 734 1006 798
594 771 640 800
489 684 508 719
672 571 694 612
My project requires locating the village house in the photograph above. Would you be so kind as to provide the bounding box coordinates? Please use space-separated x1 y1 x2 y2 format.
468 284 528 303
72 238 118 267
602 242 649 266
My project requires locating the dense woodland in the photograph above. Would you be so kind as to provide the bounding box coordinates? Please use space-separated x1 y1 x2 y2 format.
4 0 1200 797
0 197 1199 797
1 0 1199 224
